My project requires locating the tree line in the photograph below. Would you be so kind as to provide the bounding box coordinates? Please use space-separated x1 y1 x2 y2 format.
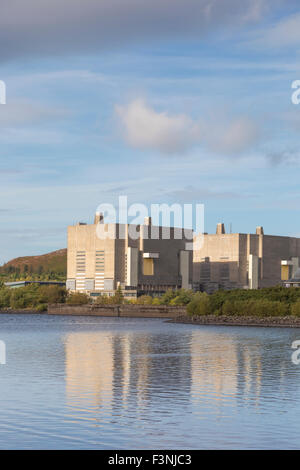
1 283 300 317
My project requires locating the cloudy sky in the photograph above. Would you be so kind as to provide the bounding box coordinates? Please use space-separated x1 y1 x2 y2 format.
1 0 300 261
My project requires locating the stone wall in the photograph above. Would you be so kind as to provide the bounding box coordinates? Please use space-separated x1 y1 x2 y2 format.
48 303 186 318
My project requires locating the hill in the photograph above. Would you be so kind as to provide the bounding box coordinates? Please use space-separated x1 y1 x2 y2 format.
0 249 67 281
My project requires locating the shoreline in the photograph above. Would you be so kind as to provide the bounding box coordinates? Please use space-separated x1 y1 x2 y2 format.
1 306 300 327
0 309 45 315
171 314 300 328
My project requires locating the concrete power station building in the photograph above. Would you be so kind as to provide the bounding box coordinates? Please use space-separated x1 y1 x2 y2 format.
67 214 300 296
67 213 193 299
193 223 300 292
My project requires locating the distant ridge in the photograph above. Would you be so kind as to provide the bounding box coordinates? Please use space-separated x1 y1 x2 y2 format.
0 249 67 276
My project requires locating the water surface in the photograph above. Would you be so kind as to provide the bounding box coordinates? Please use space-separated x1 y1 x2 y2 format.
0 314 299 449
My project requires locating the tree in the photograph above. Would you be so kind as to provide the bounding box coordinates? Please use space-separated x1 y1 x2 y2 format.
136 295 153 305
113 285 124 304
187 292 212 316
38 285 67 304
160 289 177 305
66 292 89 305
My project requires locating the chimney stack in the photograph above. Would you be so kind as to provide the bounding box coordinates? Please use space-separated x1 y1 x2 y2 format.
256 226 264 235
94 212 104 224
216 223 225 235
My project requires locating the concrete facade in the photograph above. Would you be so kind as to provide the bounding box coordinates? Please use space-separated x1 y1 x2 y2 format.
67 214 300 296
193 224 300 292
67 214 193 297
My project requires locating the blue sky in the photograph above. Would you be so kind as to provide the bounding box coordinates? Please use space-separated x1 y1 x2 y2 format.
1 0 300 262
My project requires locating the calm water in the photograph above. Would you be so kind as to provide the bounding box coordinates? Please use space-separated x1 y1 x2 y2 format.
0 314 300 449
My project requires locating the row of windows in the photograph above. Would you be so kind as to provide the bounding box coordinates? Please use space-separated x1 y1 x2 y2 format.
75 251 105 273
76 251 104 255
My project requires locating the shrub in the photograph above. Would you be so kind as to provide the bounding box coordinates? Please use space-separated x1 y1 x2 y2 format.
208 285 300 312
222 299 238 316
221 298 290 317
136 295 153 305
291 301 300 316
169 289 194 306
113 285 124 305
36 303 47 312
0 288 11 308
38 285 66 304
160 289 177 305
246 299 289 317
9 285 40 309
95 294 111 305
187 292 212 316
10 290 27 309
152 297 161 305
95 287 125 305
66 292 89 305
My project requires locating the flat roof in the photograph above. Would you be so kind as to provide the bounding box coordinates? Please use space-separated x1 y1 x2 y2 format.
5 281 66 287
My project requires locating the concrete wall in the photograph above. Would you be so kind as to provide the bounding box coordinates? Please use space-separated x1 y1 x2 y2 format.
67 219 193 295
138 226 193 290
248 254 258 289
258 235 300 288
126 247 138 287
193 233 243 288
67 223 117 291
48 303 186 318
193 229 300 290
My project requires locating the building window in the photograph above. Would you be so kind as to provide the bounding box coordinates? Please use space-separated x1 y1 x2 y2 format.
95 250 105 291
281 265 290 281
200 262 211 281
143 258 154 276
220 263 229 280
76 251 86 273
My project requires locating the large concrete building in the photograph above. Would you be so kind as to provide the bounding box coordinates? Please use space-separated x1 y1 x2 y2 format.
67 213 193 298
193 223 300 292
67 213 300 296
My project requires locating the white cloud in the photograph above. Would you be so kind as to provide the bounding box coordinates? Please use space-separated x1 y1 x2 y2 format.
116 99 201 154
207 117 259 154
116 99 260 155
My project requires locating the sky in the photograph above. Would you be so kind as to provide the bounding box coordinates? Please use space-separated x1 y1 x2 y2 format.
1 0 300 262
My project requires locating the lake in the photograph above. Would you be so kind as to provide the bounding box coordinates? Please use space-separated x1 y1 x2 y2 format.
0 314 299 449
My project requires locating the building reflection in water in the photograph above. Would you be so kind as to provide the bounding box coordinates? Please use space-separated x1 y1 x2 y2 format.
190 329 291 412
64 330 193 417
64 327 292 422
64 331 162 416
65 332 114 413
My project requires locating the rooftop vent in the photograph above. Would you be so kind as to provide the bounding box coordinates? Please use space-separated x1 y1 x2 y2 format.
216 223 225 235
94 212 104 224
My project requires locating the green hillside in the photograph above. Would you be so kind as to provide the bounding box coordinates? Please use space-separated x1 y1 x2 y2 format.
0 249 67 282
